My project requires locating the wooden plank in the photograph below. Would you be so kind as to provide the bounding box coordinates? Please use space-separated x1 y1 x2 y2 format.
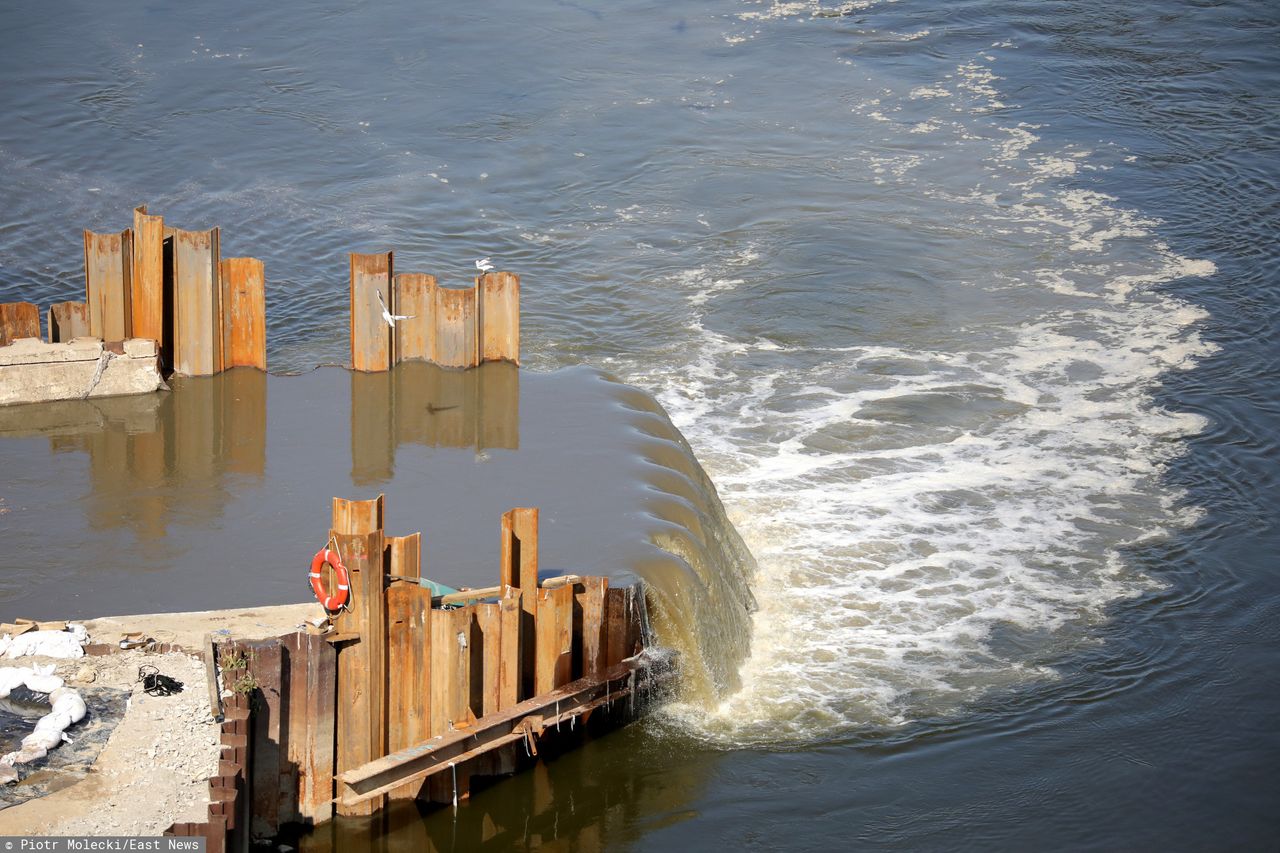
431 285 477 369
0 302 40 345
331 494 387 817
574 577 607 679
131 206 165 346
47 301 89 343
83 229 132 341
385 578 431 801
535 585 573 694
349 251 393 372
171 227 221 376
220 257 266 370
475 603 502 718
497 590 521 710
393 273 435 363
336 655 669 805
282 632 336 824
478 271 519 365
604 587 628 667
500 507 539 700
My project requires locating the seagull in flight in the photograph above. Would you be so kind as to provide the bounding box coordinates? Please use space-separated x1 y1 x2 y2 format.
375 289 413 328
475 257 495 273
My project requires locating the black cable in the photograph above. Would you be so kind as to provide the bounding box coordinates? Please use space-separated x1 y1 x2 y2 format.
136 665 184 697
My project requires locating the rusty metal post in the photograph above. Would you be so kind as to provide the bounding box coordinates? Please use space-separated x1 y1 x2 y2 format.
478 271 519 365
350 252 393 372
220 257 266 370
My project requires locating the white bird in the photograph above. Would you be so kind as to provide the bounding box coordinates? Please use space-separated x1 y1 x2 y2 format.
375 289 413 328
474 257 495 273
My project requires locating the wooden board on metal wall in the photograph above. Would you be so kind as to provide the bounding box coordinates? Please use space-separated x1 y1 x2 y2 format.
393 273 435 363
478 271 519 364
83 229 132 341
432 285 478 369
220 257 266 370
170 227 221 376
350 252 393 372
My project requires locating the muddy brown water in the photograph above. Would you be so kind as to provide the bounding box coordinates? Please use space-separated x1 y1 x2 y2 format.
0 364 753 695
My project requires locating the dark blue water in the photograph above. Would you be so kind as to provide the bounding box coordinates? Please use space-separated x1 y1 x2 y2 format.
1 0 1277 848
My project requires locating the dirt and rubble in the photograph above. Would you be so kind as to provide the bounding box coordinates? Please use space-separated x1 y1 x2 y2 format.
0 602 322 835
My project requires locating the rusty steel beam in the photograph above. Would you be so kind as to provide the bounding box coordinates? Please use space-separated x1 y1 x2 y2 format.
335 654 670 807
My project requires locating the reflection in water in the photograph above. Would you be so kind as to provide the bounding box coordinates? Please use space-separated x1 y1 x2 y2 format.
297 726 712 853
0 362 518 538
351 362 519 486
0 364 751 710
0 369 267 542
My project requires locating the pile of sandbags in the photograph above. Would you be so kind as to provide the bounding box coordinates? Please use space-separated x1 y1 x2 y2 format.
0 623 90 659
0 664 87 784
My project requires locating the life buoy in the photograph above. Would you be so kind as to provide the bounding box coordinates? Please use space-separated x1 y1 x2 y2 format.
309 549 350 611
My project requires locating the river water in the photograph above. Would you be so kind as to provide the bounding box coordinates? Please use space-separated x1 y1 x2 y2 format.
1 0 1277 849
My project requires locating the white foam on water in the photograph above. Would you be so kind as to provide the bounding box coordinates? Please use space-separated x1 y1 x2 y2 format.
605 36 1216 744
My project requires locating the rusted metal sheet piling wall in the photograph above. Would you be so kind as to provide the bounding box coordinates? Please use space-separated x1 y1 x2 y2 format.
0 302 40 346
3 205 524 386
350 255 520 372
1 205 267 377
165 501 664 849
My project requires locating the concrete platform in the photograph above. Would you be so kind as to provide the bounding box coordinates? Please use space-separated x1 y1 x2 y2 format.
0 337 166 407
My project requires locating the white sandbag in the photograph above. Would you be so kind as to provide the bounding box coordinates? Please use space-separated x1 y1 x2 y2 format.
3 630 85 660
21 729 61 752
12 746 47 764
0 761 18 784
0 667 34 696
0 636 9 658
51 690 87 724
33 710 73 734
66 623 90 644
23 673 64 694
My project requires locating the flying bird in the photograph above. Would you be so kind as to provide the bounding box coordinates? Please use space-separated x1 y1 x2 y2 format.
375 289 413 328
475 257 495 273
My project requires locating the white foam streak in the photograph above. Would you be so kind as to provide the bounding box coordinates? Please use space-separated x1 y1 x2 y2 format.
606 30 1218 744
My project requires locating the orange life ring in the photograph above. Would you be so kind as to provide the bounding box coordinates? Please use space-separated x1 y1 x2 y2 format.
309 549 350 611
